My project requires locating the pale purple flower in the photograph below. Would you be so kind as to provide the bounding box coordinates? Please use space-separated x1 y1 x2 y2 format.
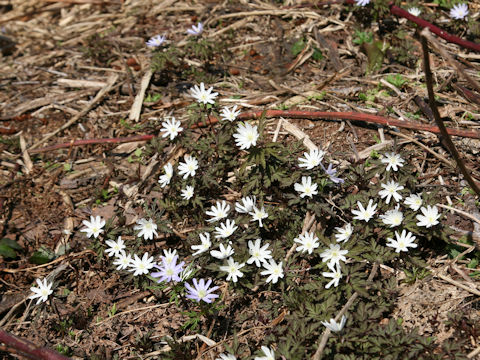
185 278 219 303
146 34 166 48
151 255 185 283
323 163 344 184
187 22 203 36
450 3 468 20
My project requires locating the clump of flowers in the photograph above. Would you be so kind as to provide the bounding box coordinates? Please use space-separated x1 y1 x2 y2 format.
74 79 449 359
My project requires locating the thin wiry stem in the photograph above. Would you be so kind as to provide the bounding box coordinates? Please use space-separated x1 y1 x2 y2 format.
420 29 480 197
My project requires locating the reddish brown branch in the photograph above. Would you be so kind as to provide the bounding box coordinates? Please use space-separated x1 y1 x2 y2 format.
194 110 480 140
0 329 71 360
28 110 480 154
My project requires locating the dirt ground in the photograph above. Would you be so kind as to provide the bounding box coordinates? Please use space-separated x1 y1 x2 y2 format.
1 0 480 359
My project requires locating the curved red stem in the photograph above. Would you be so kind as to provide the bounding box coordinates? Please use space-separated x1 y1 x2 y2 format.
389 3 480 53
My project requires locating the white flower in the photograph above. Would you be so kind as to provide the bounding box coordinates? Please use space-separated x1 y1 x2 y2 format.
217 354 237 360
450 3 468 20
210 243 235 260
355 0 370 6
191 232 211 256
113 251 132 270
214 219 238 239
187 22 203 36
249 205 268 227
321 315 347 332
29 278 53 305
247 239 272 267
233 122 259 150
322 262 342 289
378 180 404 204
320 244 348 268
294 231 320 254
80 215 105 239
158 163 173 188
260 259 284 284
255 346 275 360
381 152 405 172
206 201 230 222
220 105 241 122
235 195 256 213
298 148 325 170
294 176 318 198
351 199 377 222
408 7 421 16
160 117 183 141
162 249 178 265
379 207 403 228
134 218 158 240
416 205 441 228
404 193 423 211
219 257 245 283
386 230 417 253
146 34 166 48
178 155 199 179
129 252 155 276
181 185 194 200
190 82 218 105
179 262 194 281
335 223 353 243
105 236 126 257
